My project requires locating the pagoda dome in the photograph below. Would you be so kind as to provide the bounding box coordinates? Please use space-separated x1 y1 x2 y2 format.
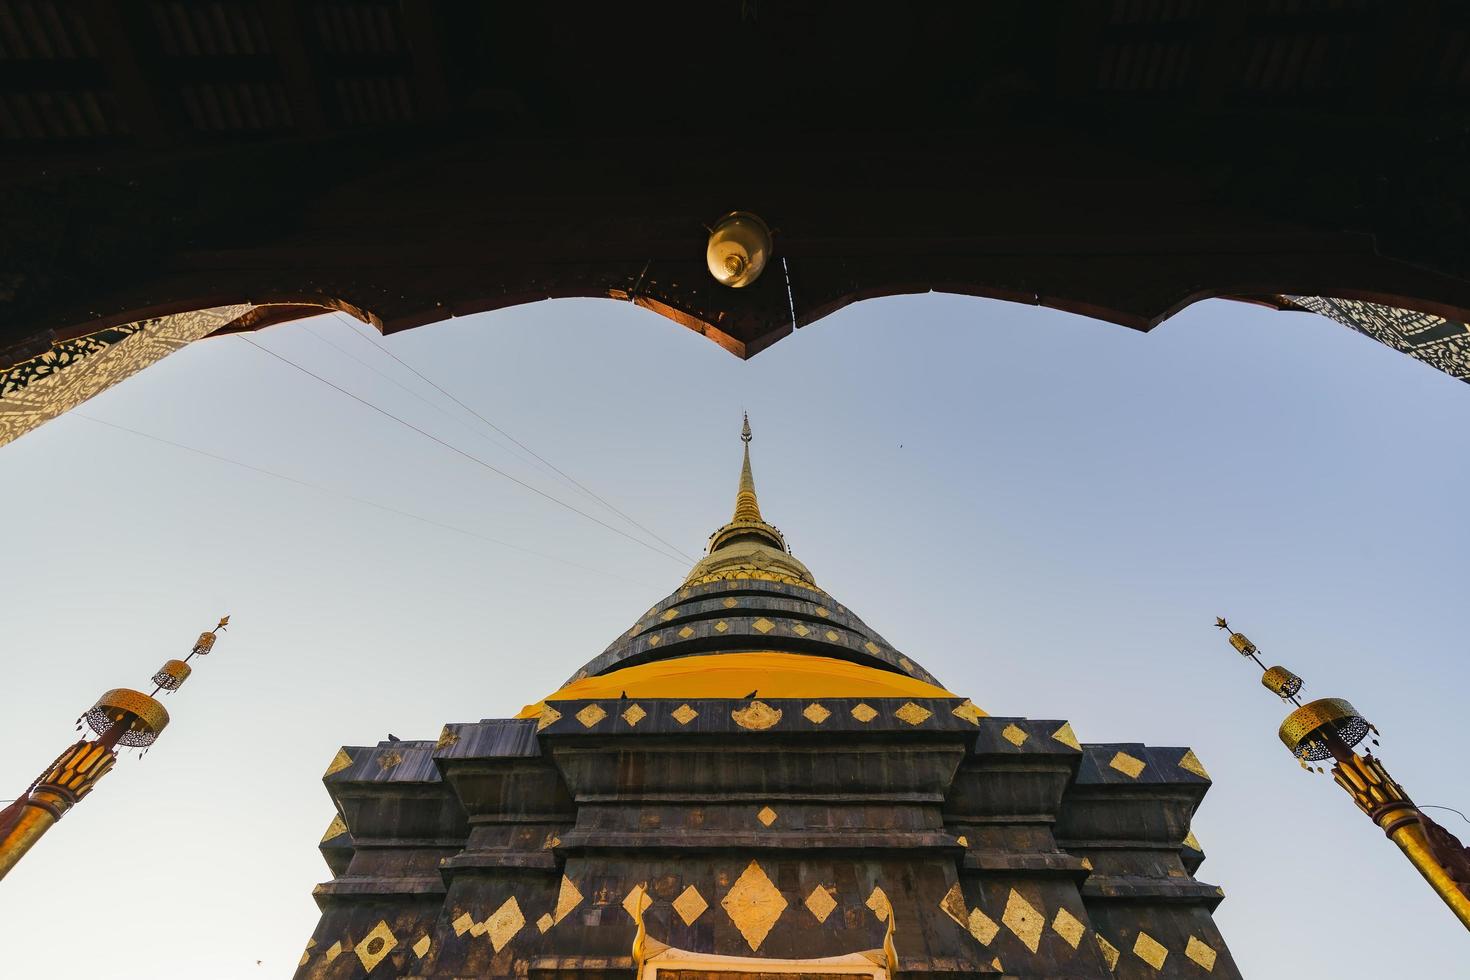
519 416 953 716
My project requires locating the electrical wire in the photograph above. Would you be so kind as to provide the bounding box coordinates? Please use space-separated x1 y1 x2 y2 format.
236 335 690 565
71 412 661 589
330 312 698 563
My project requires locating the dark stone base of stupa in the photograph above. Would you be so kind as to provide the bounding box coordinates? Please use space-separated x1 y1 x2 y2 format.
297 699 1239 979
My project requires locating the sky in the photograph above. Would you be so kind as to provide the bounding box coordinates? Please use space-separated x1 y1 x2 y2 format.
1 292 1467 977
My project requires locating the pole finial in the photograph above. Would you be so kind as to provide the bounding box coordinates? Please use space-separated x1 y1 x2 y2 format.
741 411 751 444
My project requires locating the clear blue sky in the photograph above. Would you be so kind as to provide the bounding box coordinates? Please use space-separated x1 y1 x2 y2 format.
1 293 1466 977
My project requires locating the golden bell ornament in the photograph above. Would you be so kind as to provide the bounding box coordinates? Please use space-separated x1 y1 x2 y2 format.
706 211 772 288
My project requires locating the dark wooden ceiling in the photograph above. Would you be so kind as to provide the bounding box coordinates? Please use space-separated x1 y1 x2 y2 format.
1 0 1467 365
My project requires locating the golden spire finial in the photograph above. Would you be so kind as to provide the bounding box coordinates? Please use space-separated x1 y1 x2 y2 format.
733 412 764 525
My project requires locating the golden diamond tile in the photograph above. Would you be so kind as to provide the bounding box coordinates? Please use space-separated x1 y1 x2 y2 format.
325 941 343 962
1001 723 1029 747
1185 936 1217 971
321 814 348 843
956 835 969 847
536 705 562 731
1133 931 1168 970
805 884 837 923
899 656 916 673
1110 751 1146 779
732 700 782 730
753 617 775 633
486 897 524 952
851 703 878 723
1096 933 1120 970
864 886 891 922
864 640 881 654
757 805 778 826
1051 907 1085 949
469 918 487 938
451 912 473 937
951 700 986 725
825 629 840 641
715 620 729 632
575 704 607 728
435 726 459 750
721 861 788 951
355 920 397 972
678 625 695 639
1178 749 1210 780
792 623 810 637
377 750 403 770
1001 888 1045 953
661 608 679 621
815 606 830 617
412 934 431 958
621 703 647 726
1051 722 1081 750
1183 830 1202 851
939 882 968 927
968 908 1000 945
323 748 354 778
672 703 699 725
991 956 1003 972
673 885 709 925
554 875 583 923
895 701 932 726
648 634 662 646
803 702 831 724
1081 857 1094 870
622 883 652 921
536 913 553 934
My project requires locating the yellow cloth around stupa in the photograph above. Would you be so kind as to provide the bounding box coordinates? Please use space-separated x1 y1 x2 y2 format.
516 651 965 719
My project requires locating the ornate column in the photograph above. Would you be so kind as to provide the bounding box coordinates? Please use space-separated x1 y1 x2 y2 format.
1216 618 1470 930
0 617 229 881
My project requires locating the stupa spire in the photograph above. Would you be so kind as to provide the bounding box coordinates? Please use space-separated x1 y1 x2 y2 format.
732 412 764 525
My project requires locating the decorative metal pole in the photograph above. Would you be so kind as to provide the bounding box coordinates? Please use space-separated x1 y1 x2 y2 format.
1215 617 1470 929
0 616 229 881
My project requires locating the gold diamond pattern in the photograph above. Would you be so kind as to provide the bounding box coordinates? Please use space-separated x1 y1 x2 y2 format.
355 920 397 972
678 625 695 639
648 634 662 646
968 908 1000 945
722 861 788 951
1051 722 1082 750
1185 936 1217 971
622 883 652 921
486 897 524 952
1001 723 1029 746
792 623 810 636
715 620 729 632
661 608 679 621
1133 931 1168 970
757 805 778 826
805 885 838 923
991 956 1004 972
673 885 709 925
451 912 473 936
851 703 878 723
951 700 986 725
753 617 775 633
321 814 348 843
325 941 343 962
1110 751 1146 778
1001 889 1045 953
1051 908 1085 949
537 705 562 731
724 597 738 608
324 748 354 778
825 630 840 641
815 606 830 617
895 702 932 726
864 886 892 922
1096 934 1120 971
575 704 607 728
672 704 699 725
621 703 646 726
554 875 583 923
803 702 831 724
1178 749 1210 780
1183 831 1202 851
536 914 553 934
939 882 968 927
864 641 881 654
412 935 431 958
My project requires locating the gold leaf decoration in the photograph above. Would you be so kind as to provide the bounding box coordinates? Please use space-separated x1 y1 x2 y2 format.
895 702 932 726
413 935 431 958
321 814 348 843
435 727 459 750
323 748 354 778
621 703 647 726
1096 933 1121 970
864 886 892 922
486 897 525 953
1001 723 1029 747
1178 749 1210 780
325 941 343 962
554 876 584 923
939 882 968 927
1109 751 1146 779
622 883 652 921
803 702 831 724
672 704 699 725
1001 889 1045 953
851 703 878 723
732 700 783 730
1051 907 1085 949
721 861 788 951
753 617 775 633
864 641 881 655
1051 722 1081 750
805 885 837 924
536 913 553 934
575 704 607 728
1183 831 1202 851
968 908 1000 945
1185 936 1217 972
536 705 562 731
678 626 695 639
951 700 986 725
355 920 398 972
451 912 473 936
1133 931 1168 970
757 805 778 827
672 885 709 925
